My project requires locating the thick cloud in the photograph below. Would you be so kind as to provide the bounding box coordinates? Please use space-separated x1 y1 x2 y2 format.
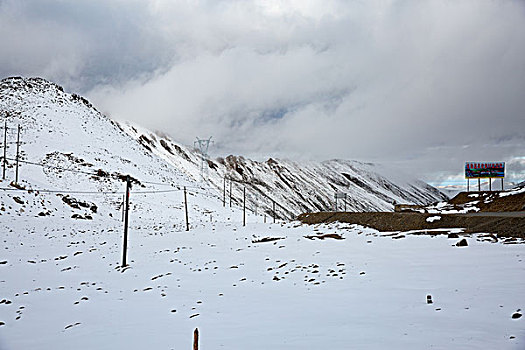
1 0 524 186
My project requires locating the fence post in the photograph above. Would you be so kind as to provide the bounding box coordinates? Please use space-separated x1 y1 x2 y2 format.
193 328 199 350
223 176 226 207
229 179 232 207
121 194 125 221
2 121 6 180
15 125 20 184
184 186 189 231
243 186 246 227
122 175 131 267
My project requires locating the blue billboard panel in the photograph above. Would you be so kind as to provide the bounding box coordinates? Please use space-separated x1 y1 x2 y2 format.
465 162 505 178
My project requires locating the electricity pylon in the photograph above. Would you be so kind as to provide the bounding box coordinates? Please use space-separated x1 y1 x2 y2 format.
194 137 213 181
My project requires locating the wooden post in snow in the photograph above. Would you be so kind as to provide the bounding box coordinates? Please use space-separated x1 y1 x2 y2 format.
229 179 232 207
223 176 226 207
243 186 246 227
121 175 131 267
14 124 20 184
193 328 199 350
2 121 6 180
184 186 189 231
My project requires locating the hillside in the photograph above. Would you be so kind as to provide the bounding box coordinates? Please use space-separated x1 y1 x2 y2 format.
118 122 447 218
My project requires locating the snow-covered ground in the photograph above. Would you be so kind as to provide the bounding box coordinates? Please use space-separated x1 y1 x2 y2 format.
1 213 524 349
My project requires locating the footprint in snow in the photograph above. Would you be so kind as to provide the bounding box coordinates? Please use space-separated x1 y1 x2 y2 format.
64 322 81 330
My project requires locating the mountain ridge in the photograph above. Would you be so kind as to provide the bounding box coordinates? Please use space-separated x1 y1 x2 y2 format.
0 76 447 220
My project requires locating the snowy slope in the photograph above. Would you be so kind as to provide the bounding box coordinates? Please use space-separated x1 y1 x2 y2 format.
118 122 447 219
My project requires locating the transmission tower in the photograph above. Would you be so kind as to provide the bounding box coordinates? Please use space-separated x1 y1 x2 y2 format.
194 137 214 181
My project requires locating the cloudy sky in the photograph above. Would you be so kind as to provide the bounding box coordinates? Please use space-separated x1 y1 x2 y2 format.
1 0 524 187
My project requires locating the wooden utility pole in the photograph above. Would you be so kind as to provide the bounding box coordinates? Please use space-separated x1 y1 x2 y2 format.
193 328 199 350
229 180 232 207
121 194 125 221
184 186 189 231
122 175 131 268
15 125 20 184
272 200 276 223
243 186 246 226
2 121 6 180
344 193 347 212
223 176 226 207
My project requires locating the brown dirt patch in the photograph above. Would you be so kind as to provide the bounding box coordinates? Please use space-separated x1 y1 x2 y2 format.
298 212 525 238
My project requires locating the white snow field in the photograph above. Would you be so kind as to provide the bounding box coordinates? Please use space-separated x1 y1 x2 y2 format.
0 216 524 349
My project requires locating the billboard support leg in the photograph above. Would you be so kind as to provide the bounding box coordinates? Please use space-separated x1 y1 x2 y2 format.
478 178 480 192
501 178 504 191
489 178 491 192
467 179 469 192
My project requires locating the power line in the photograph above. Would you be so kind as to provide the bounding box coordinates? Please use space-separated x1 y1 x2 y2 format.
0 187 122 195
5 157 101 177
7 157 201 190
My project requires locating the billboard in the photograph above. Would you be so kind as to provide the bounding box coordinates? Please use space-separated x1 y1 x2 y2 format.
465 162 505 179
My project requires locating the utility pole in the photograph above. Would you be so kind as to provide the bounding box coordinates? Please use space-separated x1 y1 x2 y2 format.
272 200 276 223
184 186 189 231
122 175 131 268
2 121 7 180
229 179 232 207
15 124 20 184
223 176 226 207
243 186 246 227
121 194 125 221
344 193 347 212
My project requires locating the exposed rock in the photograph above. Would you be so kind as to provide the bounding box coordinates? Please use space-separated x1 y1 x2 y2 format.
456 239 468 247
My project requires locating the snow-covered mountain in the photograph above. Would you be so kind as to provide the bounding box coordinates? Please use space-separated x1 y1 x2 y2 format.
117 124 447 217
118 123 448 218
0 76 445 222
